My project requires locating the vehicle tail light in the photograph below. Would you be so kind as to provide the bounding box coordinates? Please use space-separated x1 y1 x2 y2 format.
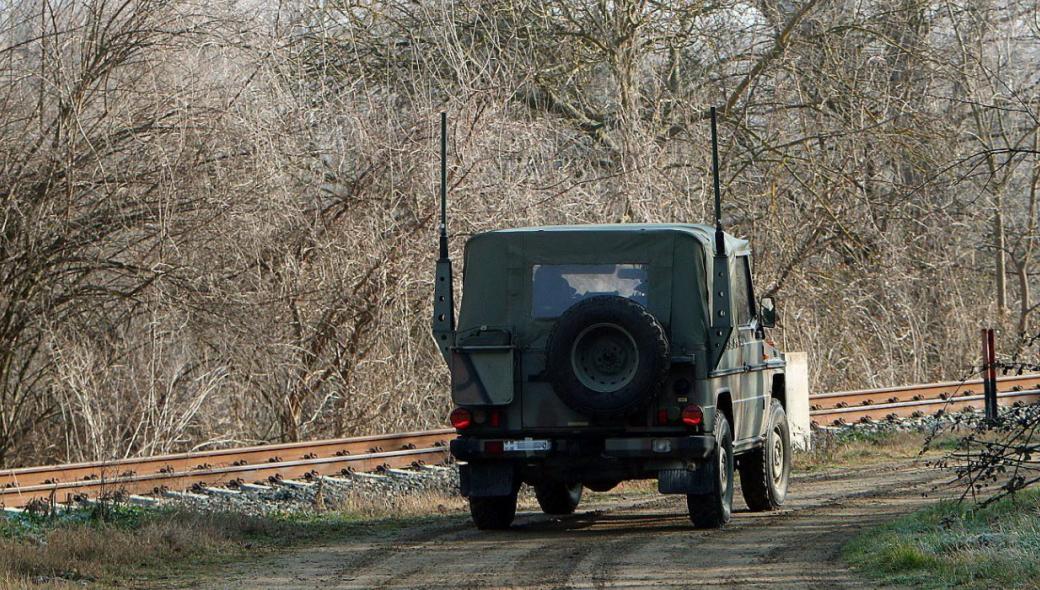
681 405 704 427
484 440 504 455
489 409 502 427
449 408 472 430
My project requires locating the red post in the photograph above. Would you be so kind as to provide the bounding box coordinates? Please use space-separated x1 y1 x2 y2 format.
986 329 996 382
984 328 998 421
981 327 989 375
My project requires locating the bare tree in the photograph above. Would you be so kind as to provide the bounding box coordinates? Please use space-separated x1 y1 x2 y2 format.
3 0 1040 465
0 0 245 463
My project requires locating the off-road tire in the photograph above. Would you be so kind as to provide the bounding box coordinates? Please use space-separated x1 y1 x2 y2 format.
583 480 620 493
535 482 583 515
546 296 669 417
687 413 734 529
469 493 518 530
738 399 791 511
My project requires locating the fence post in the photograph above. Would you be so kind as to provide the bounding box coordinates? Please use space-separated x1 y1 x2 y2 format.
983 328 998 422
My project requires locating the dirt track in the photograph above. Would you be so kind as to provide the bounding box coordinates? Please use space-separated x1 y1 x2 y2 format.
204 462 943 589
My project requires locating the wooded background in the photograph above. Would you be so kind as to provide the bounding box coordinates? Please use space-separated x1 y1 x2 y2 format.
1 0 1038 466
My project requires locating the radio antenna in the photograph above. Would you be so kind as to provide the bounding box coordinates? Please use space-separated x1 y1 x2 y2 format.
710 106 724 257
438 111 449 261
706 105 732 370
431 111 455 362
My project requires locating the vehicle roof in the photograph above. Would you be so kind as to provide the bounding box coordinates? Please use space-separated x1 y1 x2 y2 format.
476 223 750 255
489 222 713 236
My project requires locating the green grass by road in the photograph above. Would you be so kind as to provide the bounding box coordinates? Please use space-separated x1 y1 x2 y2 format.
844 487 1040 589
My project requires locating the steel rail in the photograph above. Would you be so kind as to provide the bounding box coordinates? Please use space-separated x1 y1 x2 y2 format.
0 429 454 490
809 374 1040 409
0 447 449 507
811 389 1040 425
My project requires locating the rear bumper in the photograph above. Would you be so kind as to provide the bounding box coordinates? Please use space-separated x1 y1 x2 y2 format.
454 435 719 498
449 434 714 462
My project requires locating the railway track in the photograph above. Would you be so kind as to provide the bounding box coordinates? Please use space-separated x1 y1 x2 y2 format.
810 374 1040 425
2 374 1038 509
0 429 454 509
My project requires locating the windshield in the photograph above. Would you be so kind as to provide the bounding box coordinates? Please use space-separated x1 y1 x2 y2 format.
531 263 648 318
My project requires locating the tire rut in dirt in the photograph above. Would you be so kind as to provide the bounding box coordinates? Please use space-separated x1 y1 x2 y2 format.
585 524 674 589
352 468 937 589
578 468 941 589
203 462 947 590
331 522 479 588
526 496 706 589
508 536 597 589
731 474 941 589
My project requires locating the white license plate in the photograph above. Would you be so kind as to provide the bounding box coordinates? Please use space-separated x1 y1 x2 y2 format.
504 439 551 452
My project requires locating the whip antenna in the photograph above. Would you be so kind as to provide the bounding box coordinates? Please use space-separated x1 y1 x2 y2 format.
710 106 724 256
439 111 449 261
431 112 455 362
706 106 732 370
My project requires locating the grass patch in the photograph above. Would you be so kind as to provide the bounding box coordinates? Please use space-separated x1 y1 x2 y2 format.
1 505 266 587
0 490 465 588
844 487 1040 589
796 429 958 472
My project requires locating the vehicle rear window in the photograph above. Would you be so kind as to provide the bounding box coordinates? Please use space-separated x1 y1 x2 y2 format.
531 264 648 318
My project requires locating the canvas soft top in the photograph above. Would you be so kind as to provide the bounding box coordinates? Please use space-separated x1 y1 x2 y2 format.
457 223 749 354
484 223 749 256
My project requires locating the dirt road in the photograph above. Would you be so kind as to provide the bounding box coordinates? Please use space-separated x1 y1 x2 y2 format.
204 462 943 589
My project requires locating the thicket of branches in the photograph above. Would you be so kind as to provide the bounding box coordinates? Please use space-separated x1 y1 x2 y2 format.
935 401 1040 504
2 0 1039 466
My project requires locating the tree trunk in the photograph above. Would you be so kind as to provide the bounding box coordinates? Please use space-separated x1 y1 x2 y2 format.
995 192 1007 313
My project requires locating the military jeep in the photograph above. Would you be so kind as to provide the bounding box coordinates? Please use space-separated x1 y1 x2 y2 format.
430 112 791 530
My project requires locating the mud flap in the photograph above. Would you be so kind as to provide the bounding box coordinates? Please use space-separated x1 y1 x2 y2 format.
658 462 714 495
459 462 516 497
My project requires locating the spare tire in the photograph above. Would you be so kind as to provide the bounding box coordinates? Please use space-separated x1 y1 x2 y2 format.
546 296 669 417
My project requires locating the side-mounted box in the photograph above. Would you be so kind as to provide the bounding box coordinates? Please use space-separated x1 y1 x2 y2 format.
451 328 514 406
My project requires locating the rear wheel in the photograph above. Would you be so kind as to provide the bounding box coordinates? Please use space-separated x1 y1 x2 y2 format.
583 480 619 493
687 413 734 529
469 493 518 530
535 482 583 515
738 399 791 511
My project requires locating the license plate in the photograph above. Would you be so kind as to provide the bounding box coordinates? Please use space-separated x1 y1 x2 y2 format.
504 439 551 452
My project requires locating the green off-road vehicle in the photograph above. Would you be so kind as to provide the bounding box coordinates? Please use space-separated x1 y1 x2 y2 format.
431 110 791 530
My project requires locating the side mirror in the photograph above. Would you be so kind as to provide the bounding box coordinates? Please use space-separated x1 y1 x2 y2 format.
759 296 777 328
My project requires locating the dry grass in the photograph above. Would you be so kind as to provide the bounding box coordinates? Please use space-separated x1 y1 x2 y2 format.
0 496 463 588
332 489 469 517
0 573 75 590
0 508 286 587
795 430 959 473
